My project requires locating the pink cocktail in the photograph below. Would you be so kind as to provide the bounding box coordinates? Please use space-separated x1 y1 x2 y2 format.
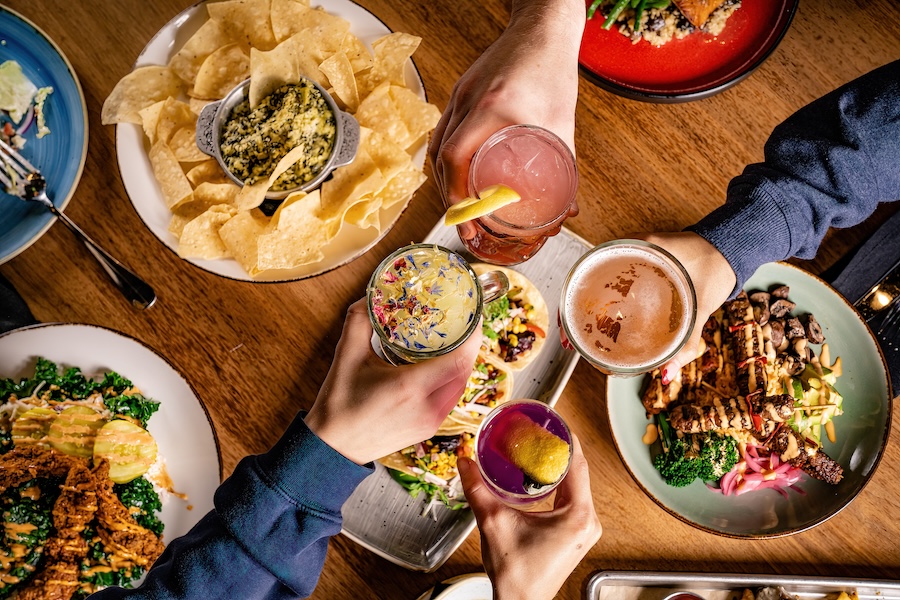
463 125 578 266
475 399 572 505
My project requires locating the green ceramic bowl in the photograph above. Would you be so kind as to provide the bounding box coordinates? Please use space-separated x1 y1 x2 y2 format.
606 262 893 537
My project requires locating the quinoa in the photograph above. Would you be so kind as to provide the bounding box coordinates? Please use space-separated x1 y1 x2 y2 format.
605 0 742 47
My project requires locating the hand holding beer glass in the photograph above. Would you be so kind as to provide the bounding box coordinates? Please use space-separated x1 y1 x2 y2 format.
560 239 699 377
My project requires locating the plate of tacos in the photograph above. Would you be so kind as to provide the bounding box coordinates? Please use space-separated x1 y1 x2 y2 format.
340 219 591 571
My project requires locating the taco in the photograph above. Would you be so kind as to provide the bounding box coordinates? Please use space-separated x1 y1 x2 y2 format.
379 433 474 515
440 352 513 433
473 264 549 370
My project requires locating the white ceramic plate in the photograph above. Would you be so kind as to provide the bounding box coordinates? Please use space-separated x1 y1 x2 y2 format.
415 573 493 600
116 0 429 282
0 323 222 541
341 220 590 571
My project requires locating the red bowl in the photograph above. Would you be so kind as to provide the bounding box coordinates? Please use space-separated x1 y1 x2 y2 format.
578 0 798 102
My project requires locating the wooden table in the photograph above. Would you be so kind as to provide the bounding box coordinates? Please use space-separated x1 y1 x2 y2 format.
2 0 899 597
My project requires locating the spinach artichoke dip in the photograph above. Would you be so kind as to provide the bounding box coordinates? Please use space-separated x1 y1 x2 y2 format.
220 81 336 191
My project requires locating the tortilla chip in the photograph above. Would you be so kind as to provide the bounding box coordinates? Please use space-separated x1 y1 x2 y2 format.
168 18 236 85
138 100 167 145
319 147 385 231
193 182 240 207
354 82 413 149
234 143 311 209
361 127 410 181
270 0 350 48
218 209 271 273
357 32 420 98
342 32 373 73
168 200 211 238
155 98 196 146
256 191 329 271
102 66 184 125
177 204 238 259
389 85 441 150
170 126 209 163
192 43 251 99
149 141 193 210
377 164 427 210
189 97 212 116
319 51 358 111
342 194 380 229
248 34 322 106
186 160 230 186
207 0 277 51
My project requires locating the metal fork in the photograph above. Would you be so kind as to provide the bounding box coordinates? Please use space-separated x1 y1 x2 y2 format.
0 139 156 309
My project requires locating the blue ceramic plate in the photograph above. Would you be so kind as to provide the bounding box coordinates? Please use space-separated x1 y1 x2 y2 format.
0 6 88 264
607 262 893 537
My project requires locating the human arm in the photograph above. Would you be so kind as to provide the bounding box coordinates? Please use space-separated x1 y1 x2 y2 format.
458 435 602 600
429 0 585 238
688 59 900 298
91 300 481 599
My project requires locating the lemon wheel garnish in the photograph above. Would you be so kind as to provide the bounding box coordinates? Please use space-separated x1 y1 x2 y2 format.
444 184 522 226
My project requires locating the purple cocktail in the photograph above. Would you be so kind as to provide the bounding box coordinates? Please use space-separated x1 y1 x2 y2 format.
475 399 572 505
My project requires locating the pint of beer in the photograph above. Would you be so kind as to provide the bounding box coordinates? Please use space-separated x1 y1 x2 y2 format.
560 240 697 376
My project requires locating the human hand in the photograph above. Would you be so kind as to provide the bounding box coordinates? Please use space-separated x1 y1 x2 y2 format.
428 0 585 239
303 299 482 465
458 435 601 600
634 232 736 384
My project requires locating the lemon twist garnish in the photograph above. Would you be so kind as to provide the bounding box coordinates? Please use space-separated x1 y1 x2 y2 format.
496 413 569 485
444 184 522 226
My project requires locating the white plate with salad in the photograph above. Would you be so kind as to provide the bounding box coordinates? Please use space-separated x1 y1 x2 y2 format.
606 262 892 538
0 322 221 596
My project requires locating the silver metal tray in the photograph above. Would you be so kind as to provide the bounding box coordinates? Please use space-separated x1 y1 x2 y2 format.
587 570 900 599
340 221 592 571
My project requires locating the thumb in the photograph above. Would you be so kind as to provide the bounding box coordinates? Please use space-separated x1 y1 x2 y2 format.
660 329 702 385
458 456 504 517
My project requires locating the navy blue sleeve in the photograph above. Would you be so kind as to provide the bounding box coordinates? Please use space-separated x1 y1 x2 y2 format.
90 417 373 600
688 59 900 296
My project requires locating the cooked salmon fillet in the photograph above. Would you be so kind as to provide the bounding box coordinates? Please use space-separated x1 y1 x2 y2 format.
673 0 726 27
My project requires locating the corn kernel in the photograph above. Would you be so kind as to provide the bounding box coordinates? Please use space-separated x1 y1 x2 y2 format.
526 309 535 320
509 334 518 347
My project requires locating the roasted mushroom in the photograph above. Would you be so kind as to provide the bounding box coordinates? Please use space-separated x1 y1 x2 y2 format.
785 317 805 340
804 314 825 344
769 298 796 318
770 285 790 299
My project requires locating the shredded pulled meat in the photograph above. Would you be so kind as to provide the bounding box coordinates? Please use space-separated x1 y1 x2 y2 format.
0 446 164 599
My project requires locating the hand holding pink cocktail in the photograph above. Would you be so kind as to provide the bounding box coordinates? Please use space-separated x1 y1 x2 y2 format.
461 125 578 266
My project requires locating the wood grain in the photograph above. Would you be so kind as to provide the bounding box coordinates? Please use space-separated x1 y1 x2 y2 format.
1 0 899 598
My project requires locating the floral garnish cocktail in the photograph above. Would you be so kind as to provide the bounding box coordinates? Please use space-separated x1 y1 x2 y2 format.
367 244 508 364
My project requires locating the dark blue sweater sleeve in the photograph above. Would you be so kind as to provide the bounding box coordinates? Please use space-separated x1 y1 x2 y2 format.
90 417 373 600
688 59 900 296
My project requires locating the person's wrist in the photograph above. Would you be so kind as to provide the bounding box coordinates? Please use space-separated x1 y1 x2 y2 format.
509 0 585 48
303 410 367 466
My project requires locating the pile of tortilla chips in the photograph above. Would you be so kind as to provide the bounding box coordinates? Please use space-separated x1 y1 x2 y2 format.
102 0 441 277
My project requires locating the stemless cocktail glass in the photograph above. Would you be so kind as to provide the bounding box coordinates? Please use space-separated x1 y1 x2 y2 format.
367 244 508 365
462 125 578 266
559 239 697 376
475 399 573 506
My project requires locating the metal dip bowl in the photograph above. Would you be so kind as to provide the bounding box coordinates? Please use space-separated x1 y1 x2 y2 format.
195 77 360 200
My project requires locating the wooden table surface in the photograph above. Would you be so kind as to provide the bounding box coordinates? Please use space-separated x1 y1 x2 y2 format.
2 0 899 598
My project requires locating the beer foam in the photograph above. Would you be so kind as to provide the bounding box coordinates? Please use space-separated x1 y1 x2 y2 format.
563 244 693 371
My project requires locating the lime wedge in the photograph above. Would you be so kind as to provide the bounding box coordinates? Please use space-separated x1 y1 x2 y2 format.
444 184 521 226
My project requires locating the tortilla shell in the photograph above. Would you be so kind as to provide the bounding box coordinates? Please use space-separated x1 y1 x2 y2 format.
377 451 416 476
472 264 549 371
443 352 514 433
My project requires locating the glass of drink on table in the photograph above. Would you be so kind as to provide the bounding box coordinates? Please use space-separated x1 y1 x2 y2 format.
475 399 573 506
461 125 578 266
560 239 697 376
367 244 509 365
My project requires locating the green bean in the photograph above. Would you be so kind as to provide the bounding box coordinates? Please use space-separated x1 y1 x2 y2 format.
587 0 605 20
601 0 629 29
633 0 647 34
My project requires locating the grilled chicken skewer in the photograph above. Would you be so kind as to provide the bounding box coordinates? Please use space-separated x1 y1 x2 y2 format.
668 393 794 436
